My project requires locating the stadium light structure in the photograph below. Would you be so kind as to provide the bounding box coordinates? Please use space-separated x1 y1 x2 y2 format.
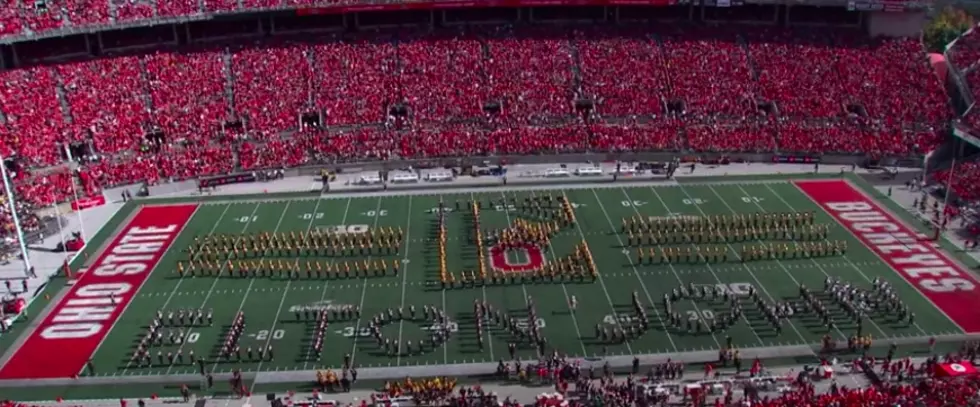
51 203 69 263
942 156 957 218
62 143 87 242
0 152 33 276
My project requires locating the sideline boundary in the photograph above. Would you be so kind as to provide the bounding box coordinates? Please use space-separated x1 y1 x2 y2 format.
0 204 142 370
3 174 978 396
792 179 975 335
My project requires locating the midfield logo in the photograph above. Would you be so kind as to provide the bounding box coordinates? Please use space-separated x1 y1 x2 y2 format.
488 243 546 273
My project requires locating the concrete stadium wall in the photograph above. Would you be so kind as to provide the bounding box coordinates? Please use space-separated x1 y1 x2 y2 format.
116 152 920 200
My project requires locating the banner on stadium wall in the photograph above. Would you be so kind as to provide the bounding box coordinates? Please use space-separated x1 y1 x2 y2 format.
847 0 926 11
297 0 677 15
772 155 820 164
881 0 904 11
199 172 258 188
935 362 978 377
71 195 106 211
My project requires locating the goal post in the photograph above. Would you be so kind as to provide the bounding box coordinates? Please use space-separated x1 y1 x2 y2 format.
0 152 32 275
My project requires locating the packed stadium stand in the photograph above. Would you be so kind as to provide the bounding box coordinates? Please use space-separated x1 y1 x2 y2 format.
3 2 980 405
0 3 959 253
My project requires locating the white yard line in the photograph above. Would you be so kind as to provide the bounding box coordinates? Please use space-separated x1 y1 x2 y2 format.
347 196 386 367
118 203 233 374
394 196 414 366
302 197 353 370
83 204 204 376
524 190 588 357
760 183 929 336
666 185 816 342
250 197 327 378
207 201 294 375
468 192 497 362
586 188 684 351
640 186 766 346
562 190 635 355
497 191 533 307
714 184 887 338
440 193 450 365
157 204 264 376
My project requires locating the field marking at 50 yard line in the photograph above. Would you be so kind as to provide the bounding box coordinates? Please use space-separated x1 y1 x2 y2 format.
525 189 587 357
207 201 294 375
736 183 910 337
641 185 807 345
495 190 535 350
394 196 414 367
301 197 353 371
347 196 389 368
785 181 971 336
587 188 710 350
498 189 594 357
161 202 264 376
113 203 238 375
249 197 327 378
562 190 638 355
73 204 203 378
470 192 498 362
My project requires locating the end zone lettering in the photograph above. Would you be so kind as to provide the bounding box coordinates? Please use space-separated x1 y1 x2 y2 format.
0 204 198 379
795 181 980 334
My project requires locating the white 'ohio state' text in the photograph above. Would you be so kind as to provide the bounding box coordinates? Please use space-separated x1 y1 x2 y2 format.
40 224 180 339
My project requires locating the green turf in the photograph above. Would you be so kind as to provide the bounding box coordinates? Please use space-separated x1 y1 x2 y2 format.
72 180 960 379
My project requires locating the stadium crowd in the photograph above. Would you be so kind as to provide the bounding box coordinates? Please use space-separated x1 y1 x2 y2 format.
932 162 980 203
0 15 963 250
0 25 949 193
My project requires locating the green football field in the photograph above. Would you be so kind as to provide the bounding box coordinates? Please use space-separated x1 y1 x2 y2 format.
55 178 963 379
4 180 963 388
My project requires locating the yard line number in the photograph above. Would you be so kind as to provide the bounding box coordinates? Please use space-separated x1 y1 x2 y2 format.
186 332 201 343
236 216 259 223
621 200 646 207
363 210 388 217
683 198 706 205
300 213 325 220
687 310 716 321
338 321 464 338
741 196 764 203
256 329 285 341
603 315 640 325
319 224 370 234
714 283 753 295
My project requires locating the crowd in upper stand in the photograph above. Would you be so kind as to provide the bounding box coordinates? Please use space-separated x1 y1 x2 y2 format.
0 24 952 229
932 162 980 203
0 0 357 39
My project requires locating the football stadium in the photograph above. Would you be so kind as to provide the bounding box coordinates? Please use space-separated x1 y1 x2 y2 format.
0 0 980 406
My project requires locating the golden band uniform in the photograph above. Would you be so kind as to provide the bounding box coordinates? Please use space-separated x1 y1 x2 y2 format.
621 211 819 240
615 211 839 265
740 240 846 262
181 227 405 278
440 195 590 288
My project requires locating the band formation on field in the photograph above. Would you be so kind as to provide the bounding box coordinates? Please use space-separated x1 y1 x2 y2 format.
1 179 976 386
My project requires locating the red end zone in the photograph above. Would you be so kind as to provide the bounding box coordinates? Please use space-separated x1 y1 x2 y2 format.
0 204 197 379
795 180 980 334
